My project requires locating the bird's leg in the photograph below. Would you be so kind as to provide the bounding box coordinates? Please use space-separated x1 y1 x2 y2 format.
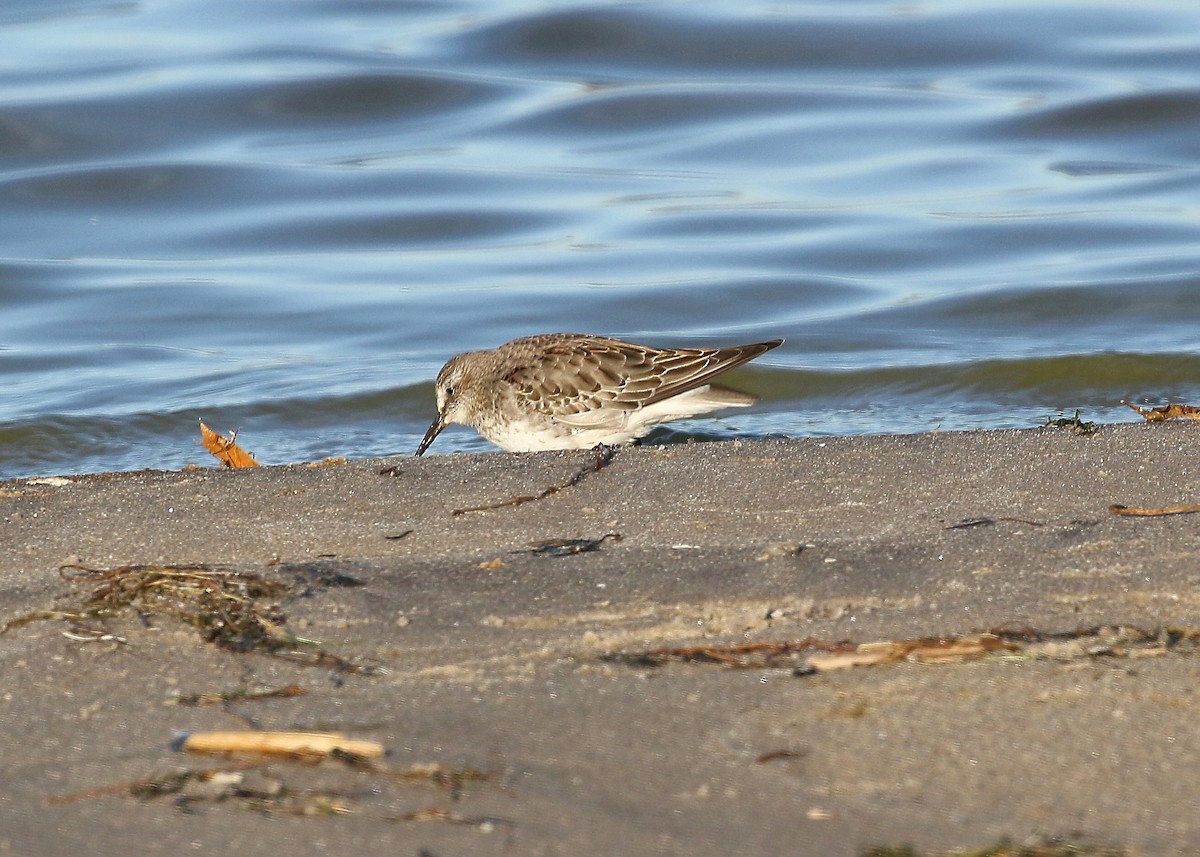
591 442 615 471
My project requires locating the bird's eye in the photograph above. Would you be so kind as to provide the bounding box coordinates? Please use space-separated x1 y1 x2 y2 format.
444 385 454 398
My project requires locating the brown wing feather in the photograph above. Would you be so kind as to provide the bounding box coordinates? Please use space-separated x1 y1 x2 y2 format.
500 334 781 420
640 340 782 406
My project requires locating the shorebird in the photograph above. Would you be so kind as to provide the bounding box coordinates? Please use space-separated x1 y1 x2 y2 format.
415 333 782 454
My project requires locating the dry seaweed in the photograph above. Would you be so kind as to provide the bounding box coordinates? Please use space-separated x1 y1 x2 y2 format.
385 805 516 835
1045 409 1098 434
47 760 268 805
383 762 501 801
126 764 360 815
605 625 1200 674
801 634 1019 673
862 835 1133 857
603 638 833 668
520 532 622 557
2 562 377 674
171 684 306 706
48 753 508 827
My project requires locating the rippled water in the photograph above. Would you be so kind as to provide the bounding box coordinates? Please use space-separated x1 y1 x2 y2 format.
2 0 1199 478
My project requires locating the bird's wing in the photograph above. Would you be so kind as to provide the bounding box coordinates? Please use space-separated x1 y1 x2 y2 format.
502 337 781 430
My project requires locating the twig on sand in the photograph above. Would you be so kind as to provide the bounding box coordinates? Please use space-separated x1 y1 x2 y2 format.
452 444 615 516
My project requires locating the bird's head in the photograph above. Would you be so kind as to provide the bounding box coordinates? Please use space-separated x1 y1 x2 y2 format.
415 354 472 456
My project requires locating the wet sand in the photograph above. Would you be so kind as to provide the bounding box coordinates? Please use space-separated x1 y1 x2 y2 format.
3 423 1199 856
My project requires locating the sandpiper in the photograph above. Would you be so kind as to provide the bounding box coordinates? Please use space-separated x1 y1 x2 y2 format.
416 333 782 455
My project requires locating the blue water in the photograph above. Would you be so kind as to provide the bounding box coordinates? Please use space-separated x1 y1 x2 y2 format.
2 0 1200 477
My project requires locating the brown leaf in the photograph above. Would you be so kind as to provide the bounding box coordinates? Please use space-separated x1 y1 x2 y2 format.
199 419 260 468
1122 401 1200 422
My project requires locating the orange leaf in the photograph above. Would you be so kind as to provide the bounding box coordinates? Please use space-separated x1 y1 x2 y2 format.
1122 401 1200 422
198 419 261 468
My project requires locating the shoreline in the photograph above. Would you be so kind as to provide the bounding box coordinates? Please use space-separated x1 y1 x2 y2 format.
3 423 1200 855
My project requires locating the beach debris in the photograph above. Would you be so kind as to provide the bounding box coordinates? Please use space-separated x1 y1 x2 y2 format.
755 542 805 561
1110 502 1200 517
285 562 366 592
822 700 872 718
50 760 356 815
520 532 622 557
198 419 261 468
47 759 269 805
60 627 127 645
169 684 307 706
946 517 993 529
755 749 806 765
1045 409 1097 434
800 634 1018 673
385 805 516 834
382 761 503 800
946 516 1045 529
452 443 615 515
181 730 385 759
1122 400 1200 422
47 750 508 826
302 457 346 468
861 835 1133 857
0 562 378 674
604 639 828 668
605 626 1200 673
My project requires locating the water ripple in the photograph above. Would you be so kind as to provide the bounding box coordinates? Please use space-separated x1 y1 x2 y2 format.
2 0 1200 476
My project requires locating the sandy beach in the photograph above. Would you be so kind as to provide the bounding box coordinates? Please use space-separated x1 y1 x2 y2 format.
3 423 1200 856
